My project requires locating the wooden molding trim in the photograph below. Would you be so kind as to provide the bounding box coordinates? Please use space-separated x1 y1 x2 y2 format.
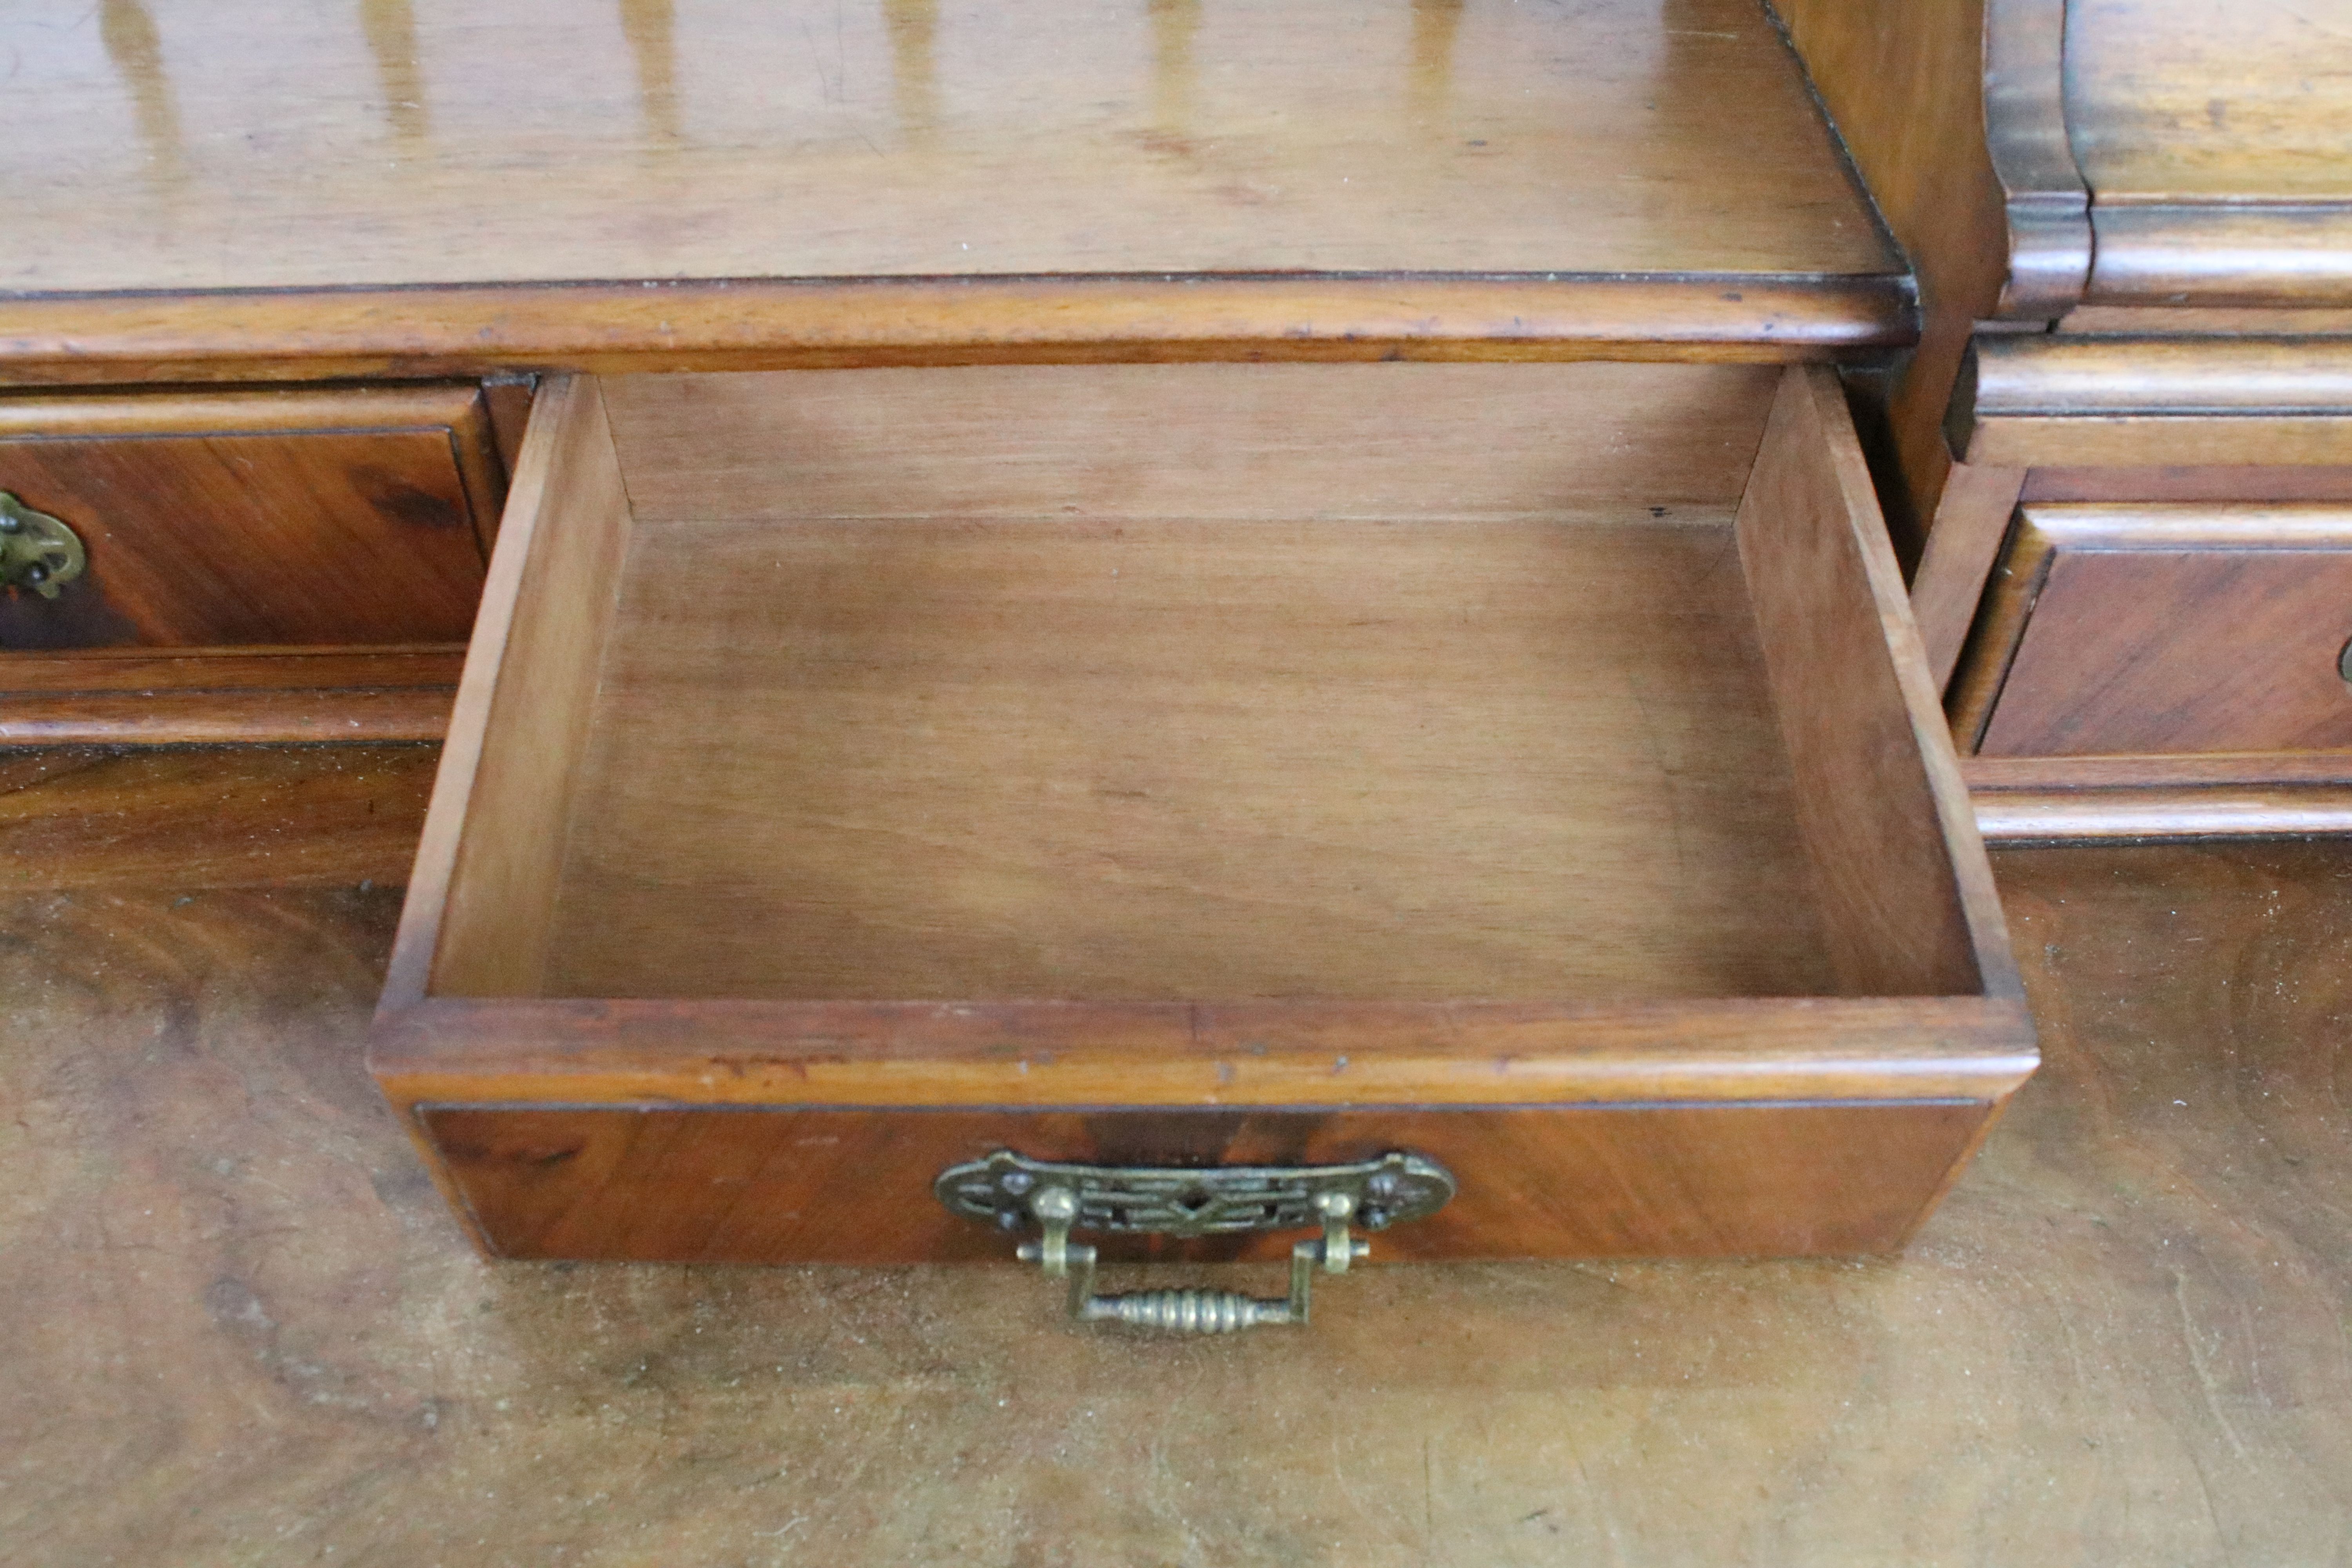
0 648 464 746
1952 336 2352 468
0 276 1918 386
2088 205 2352 309
1982 0 2091 319
1973 782 2352 842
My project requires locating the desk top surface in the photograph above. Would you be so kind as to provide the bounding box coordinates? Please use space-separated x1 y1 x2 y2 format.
1 0 1895 294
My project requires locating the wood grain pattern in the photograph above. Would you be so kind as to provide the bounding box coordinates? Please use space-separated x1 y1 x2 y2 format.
0 382 499 651
544 363 1813 1005
2064 0 2352 305
371 993 2037 1111
0 0 1896 294
0 277 1918 387
1734 365 2009 1000
0 646 460 744
603 361 1782 523
6 846 2344 1564
377 362 2032 1258
1911 461 2025 691
395 377 633 1006
1955 337 2352 468
1979 0 2089 316
0 743 434 891
1965 506 2352 758
417 1103 2000 1264
1769 0 2011 545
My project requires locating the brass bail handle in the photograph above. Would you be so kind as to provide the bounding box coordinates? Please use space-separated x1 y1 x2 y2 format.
934 1150 1457 1335
0 492 87 600
1016 1185 1370 1334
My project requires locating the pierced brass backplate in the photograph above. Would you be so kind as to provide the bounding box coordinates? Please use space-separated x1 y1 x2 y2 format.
0 492 86 600
935 1151 1456 1333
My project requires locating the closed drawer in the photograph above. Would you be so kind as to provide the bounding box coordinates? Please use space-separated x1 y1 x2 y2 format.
1956 506 2352 757
369 364 2032 1266
1950 505 2352 840
0 383 501 649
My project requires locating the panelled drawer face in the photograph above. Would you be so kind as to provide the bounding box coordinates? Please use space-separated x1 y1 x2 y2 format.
367 364 2033 1265
1960 506 2352 757
0 385 501 649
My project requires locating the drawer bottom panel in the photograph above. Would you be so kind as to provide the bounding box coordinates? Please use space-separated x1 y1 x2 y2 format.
415 1103 2001 1264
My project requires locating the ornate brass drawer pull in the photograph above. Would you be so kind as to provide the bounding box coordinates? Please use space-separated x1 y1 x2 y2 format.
935 1150 1455 1333
0 492 85 600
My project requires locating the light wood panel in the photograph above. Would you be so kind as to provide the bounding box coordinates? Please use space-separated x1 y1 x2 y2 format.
549 361 1811 1004
417 1103 2000 1264
0 277 1917 387
546 513 1824 1003
604 361 1780 523
390 377 632 1006
1912 462 2025 691
0 0 1896 293
1735 366 2007 1000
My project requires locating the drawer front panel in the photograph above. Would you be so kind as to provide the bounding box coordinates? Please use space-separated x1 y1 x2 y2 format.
1982 548 2352 755
1954 505 2352 762
0 386 499 649
416 1102 1996 1264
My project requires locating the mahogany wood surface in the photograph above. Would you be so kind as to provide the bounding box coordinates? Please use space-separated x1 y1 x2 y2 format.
0 647 461 745
1768 0 2011 544
2064 0 2352 305
0 743 434 892
1961 506 2352 759
2 837 2343 1562
1911 462 2025 690
0 383 499 649
1734 366 2002 1000
370 361 2032 1259
399 376 633 1006
419 1103 1998 1265
1954 336 2352 468
0 0 1905 378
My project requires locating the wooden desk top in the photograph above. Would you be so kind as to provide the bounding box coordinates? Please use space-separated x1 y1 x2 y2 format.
0 0 1909 379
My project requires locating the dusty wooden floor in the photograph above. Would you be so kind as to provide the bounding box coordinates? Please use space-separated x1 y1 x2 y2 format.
2 747 2349 1566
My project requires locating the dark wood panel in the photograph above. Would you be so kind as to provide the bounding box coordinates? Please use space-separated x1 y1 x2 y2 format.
418 1102 1998 1264
0 384 502 653
6 831 2352 1561
1981 551 2352 757
0 743 436 890
0 430 485 648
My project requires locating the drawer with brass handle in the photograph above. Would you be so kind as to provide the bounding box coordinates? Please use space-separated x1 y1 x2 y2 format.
367 363 2033 1270
0 382 512 742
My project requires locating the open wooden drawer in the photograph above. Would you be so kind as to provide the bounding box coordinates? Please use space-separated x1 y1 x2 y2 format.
369 363 2034 1273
